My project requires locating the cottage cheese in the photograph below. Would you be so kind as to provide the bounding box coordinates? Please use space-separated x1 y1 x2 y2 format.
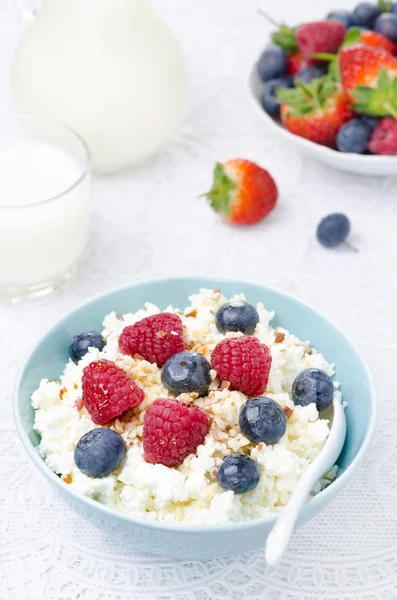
32 288 341 524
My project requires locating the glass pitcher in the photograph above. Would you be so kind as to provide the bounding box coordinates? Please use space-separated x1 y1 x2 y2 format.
11 0 189 173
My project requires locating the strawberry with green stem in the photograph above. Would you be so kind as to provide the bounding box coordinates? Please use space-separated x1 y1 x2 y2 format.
277 75 353 146
202 159 278 226
339 44 397 118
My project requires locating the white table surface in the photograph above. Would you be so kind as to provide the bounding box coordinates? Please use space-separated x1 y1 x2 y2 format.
1 1 397 598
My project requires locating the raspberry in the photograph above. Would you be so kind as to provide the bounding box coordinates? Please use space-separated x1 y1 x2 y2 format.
211 336 272 397
119 313 185 367
143 398 211 467
296 20 346 60
82 359 144 425
369 117 397 155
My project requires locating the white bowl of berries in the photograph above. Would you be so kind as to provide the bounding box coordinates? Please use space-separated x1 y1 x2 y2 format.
248 3 397 176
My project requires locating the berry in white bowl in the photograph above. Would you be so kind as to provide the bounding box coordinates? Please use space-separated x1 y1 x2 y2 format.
248 5 397 175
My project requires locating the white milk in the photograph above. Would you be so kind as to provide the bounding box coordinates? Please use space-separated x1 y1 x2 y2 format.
0 141 90 289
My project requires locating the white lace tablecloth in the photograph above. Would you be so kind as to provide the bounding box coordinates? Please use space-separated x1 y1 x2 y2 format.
1 0 397 598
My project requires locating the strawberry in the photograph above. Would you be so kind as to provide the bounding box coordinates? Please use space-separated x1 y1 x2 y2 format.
342 26 397 54
202 160 278 226
296 20 346 60
339 44 397 118
360 30 397 55
277 76 353 146
286 50 317 76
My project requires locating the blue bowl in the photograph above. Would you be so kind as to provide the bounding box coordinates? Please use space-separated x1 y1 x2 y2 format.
14 277 376 560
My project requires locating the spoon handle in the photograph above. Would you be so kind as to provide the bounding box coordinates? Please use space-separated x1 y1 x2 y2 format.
265 466 318 566
265 398 346 567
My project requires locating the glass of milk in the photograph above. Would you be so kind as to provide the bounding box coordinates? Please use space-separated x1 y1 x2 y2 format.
0 114 91 303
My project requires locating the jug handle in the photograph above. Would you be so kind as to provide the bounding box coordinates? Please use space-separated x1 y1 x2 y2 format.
15 0 37 20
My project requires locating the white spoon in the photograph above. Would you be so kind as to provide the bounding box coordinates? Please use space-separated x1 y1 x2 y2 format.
265 397 346 566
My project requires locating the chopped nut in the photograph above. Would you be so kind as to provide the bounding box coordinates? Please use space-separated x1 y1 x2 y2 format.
184 308 197 318
73 383 78 390
257 442 264 451
210 468 218 479
63 474 72 484
133 353 144 361
220 380 230 391
185 340 195 351
119 315 125 321
176 393 195 404
59 387 67 400
275 332 285 343
306 348 313 355
156 330 166 339
283 406 294 420
113 419 124 434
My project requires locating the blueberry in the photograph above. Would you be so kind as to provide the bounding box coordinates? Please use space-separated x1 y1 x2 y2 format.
316 213 351 248
239 397 287 445
69 331 105 363
217 454 261 494
215 300 259 335
374 13 397 41
360 115 378 133
294 66 323 85
351 3 380 28
260 77 292 118
327 10 352 28
336 119 372 154
74 428 126 478
292 368 334 413
161 351 211 397
257 46 287 82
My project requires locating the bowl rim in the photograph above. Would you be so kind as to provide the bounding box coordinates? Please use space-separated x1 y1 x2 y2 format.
247 62 397 165
13 275 377 533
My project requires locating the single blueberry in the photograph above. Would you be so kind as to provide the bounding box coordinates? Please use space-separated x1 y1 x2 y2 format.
327 10 352 28
215 300 260 335
69 331 105 363
217 454 261 494
257 46 287 82
351 2 380 28
316 213 351 248
336 119 372 154
161 351 211 397
294 66 323 85
239 397 287 445
74 428 126 478
374 13 397 42
260 77 292 118
292 368 334 413
360 115 378 133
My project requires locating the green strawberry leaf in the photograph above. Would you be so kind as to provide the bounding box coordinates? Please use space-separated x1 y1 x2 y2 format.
272 24 298 53
276 75 338 116
202 163 236 217
378 0 392 12
350 71 397 117
342 27 362 47
378 67 389 94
